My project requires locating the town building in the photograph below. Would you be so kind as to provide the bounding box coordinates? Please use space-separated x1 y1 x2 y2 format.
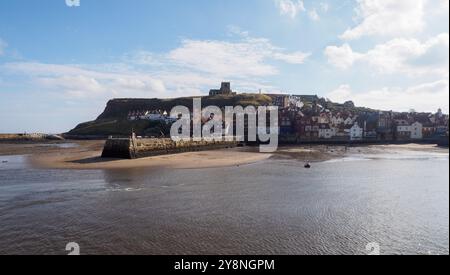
396 121 423 140
410 122 423 139
377 112 394 140
344 116 354 126
128 110 177 124
280 115 294 135
331 115 345 126
318 124 336 139
350 123 363 141
267 94 290 108
396 120 412 140
318 113 331 124
294 95 320 103
266 94 319 109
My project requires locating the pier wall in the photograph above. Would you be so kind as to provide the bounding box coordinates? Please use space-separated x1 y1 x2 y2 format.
101 137 238 159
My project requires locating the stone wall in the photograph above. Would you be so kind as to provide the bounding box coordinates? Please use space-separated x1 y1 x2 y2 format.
101 138 136 159
101 137 238 159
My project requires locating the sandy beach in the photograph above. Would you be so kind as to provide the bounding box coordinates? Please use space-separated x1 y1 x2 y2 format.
0 140 447 170
0 140 272 170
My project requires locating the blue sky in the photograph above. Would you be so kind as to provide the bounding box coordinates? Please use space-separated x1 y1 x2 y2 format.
0 0 449 133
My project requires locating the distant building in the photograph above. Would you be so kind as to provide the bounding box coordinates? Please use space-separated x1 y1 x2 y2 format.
396 121 423 140
266 94 290 108
288 95 304 108
209 82 237 96
128 110 176 124
350 123 363 141
318 124 336 139
343 101 355 108
396 120 412 140
344 116 354 126
377 112 394 140
410 122 423 139
331 115 345 126
436 126 448 135
318 113 331 124
294 95 319 103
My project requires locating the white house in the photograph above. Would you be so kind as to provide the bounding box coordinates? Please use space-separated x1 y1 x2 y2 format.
397 124 411 139
397 121 423 139
137 111 178 124
350 123 363 141
318 125 336 139
143 113 164 121
410 122 423 139
344 116 354 126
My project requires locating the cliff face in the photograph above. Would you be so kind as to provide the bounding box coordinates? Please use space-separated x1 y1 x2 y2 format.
68 94 273 138
97 94 272 120
97 98 189 120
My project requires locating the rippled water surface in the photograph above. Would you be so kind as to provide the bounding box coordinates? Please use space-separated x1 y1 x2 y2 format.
0 148 448 255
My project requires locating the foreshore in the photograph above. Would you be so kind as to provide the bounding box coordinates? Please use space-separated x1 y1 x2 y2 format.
0 140 272 170
0 140 447 170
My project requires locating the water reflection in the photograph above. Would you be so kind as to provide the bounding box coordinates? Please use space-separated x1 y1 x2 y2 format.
0 148 448 255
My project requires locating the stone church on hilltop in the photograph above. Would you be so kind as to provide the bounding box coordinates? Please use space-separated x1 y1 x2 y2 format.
209 82 237 96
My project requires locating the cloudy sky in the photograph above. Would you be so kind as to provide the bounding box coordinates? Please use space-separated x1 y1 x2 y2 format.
0 0 448 133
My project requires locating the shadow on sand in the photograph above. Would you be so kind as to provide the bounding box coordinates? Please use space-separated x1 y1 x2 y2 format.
70 156 121 164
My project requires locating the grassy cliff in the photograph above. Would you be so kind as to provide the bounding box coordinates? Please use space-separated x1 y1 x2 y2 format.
67 94 273 137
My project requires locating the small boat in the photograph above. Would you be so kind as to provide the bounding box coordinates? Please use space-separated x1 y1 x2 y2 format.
304 146 312 169
1 160 8 164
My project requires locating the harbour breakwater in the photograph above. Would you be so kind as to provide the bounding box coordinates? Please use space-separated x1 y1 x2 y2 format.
101 137 239 159
0 133 64 143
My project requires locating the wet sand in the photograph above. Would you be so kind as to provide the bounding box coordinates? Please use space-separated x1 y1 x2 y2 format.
1 140 446 170
0 140 271 170
30 148 272 170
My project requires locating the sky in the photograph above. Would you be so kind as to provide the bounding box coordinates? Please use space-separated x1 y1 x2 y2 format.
0 0 449 133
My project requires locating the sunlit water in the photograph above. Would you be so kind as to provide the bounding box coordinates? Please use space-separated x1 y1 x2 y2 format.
0 148 448 255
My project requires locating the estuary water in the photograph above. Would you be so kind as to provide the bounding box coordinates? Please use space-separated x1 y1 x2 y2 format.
0 147 448 255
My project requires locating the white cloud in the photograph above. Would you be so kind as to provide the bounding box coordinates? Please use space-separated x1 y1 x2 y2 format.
320 2 330 12
308 9 320 21
2 30 309 100
273 51 310 64
327 80 449 113
325 33 449 77
0 38 7 56
38 75 106 99
123 50 163 66
324 43 363 69
3 62 168 99
275 0 305 19
168 39 277 77
431 0 450 13
364 33 449 76
326 84 353 102
227 25 250 37
340 0 426 40
167 35 310 76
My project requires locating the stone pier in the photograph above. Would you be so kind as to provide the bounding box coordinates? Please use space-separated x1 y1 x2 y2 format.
101 137 239 159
